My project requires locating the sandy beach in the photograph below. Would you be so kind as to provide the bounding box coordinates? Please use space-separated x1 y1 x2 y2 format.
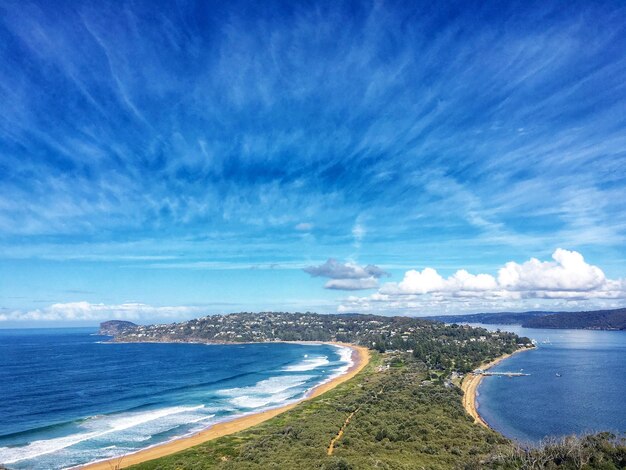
461 347 533 428
81 343 370 469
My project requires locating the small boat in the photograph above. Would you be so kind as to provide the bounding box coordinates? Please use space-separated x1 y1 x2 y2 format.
555 373 562 377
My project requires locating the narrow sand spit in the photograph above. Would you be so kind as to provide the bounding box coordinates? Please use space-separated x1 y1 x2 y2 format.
81 343 370 469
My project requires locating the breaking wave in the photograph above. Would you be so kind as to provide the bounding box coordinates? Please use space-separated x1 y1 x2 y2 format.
0 405 207 464
282 355 330 371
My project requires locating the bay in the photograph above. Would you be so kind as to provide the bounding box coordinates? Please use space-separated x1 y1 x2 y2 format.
472 324 626 443
0 328 352 469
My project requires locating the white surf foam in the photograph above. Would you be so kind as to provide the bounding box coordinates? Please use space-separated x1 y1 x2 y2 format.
282 355 330 371
0 348 356 466
0 405 205 464
216 375 313 410
332 345 354 375
307 345 355 391
228 390 298 409
217 375 312 397
336 345 354 366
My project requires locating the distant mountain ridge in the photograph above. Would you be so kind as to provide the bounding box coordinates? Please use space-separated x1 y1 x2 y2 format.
426 307 626 330
426 311 555 325
523 308 626 330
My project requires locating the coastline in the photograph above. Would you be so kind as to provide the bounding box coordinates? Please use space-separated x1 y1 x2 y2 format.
461 347 534 428
81 342 370 469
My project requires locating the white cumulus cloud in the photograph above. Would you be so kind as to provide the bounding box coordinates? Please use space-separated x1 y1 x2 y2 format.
497 248 606 292
339 249 626 314
304 258 388 290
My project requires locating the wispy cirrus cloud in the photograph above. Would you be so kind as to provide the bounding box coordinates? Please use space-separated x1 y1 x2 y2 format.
1 1 625 250
295 222 314 232
1 1 626 316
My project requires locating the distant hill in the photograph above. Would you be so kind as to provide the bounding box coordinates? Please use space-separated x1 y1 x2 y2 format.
522 308 626 330
99 320 138 336
427 307 626 330
104 312 532 371
425 311 555 325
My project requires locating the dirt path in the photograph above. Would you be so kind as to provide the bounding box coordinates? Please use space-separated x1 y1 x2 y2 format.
327 407 361 455
82 345 370 469
327 387 384 455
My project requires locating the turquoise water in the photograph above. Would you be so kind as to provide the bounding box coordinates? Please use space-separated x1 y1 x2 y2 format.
0 328 353 469
472 324 626 443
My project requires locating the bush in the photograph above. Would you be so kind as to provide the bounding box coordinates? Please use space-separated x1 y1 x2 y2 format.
470 433 626 469
324 458 353 470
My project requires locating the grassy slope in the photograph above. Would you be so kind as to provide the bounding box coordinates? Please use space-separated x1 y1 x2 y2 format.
130 353 507 470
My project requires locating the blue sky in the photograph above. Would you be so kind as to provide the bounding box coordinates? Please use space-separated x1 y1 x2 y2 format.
1 0 626 325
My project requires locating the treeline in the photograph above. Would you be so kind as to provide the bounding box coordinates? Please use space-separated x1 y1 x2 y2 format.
112 312 532 374
522 308 626 330
425 307 626 331
129 353 623 470
465 433 626 469
408 325 528 373
130 354 509 470
426 311 553 325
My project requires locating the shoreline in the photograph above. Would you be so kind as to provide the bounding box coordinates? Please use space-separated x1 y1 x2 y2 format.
461 346 534 428
81 342 370 469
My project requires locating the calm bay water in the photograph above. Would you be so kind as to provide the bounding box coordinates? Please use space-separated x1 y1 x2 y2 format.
0 328 352 469
473 324 626 443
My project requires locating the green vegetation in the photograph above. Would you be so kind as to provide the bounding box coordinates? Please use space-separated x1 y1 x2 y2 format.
99 320 139 335
122 318 525 470
426 307 626 331
129 352 624 469
407 323 530 374
522 308 626 330
468 433 626 469
130 353 507 470
110 312 532 372
426 311 555 325
115 316 621 469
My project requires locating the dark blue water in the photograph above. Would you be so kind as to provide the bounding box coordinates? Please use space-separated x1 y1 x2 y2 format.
0 328 352 469
473 325 626 443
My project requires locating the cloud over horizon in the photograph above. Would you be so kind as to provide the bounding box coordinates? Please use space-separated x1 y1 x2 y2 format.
339 249 626 314
1 1 626 320
0 302 203 324
2 249 624 322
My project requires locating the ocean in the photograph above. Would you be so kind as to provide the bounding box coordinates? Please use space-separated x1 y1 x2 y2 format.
472 324 626 443
0 328 353 469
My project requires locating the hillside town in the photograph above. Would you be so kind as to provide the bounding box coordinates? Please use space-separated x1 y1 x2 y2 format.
103 312 532 373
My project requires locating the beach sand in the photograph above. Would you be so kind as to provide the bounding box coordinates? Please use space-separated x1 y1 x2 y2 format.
461 347 533 428
81 343 370 469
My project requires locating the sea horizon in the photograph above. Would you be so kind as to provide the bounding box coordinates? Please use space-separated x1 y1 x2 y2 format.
3 0 626 467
